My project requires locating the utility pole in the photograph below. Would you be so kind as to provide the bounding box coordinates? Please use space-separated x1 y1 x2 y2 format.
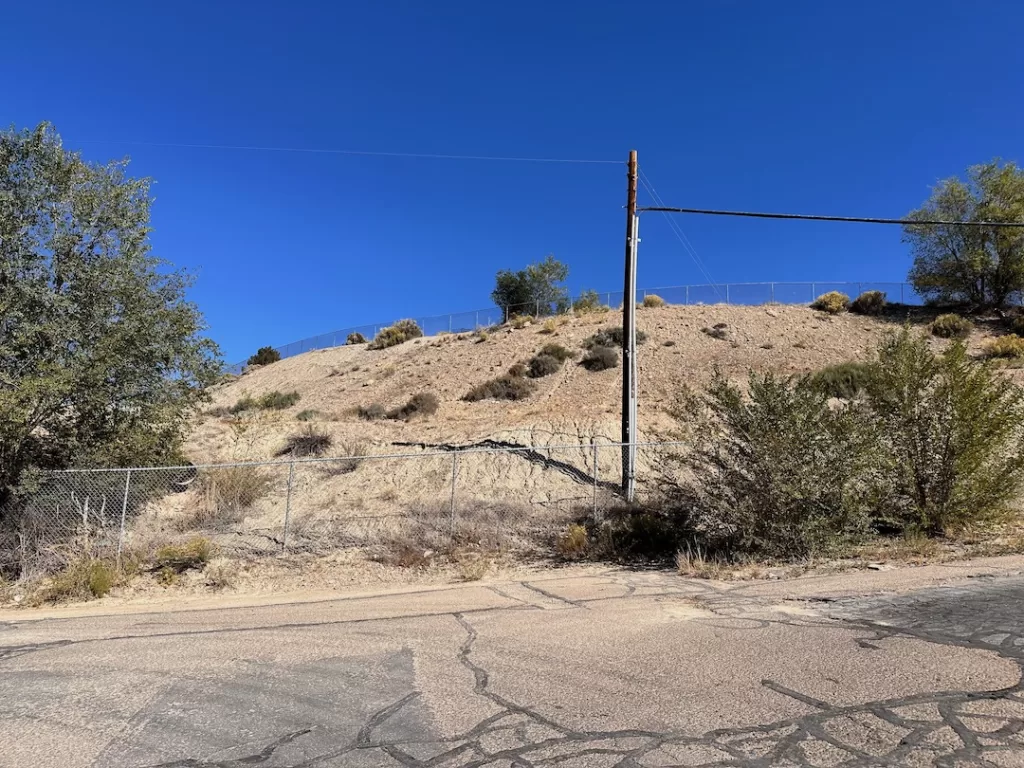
621 150 638 501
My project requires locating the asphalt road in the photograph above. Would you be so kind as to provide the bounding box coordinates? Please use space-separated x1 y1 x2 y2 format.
3 560 1024 767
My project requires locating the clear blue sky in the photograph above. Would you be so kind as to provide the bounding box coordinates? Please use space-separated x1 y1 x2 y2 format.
4 1 1023 361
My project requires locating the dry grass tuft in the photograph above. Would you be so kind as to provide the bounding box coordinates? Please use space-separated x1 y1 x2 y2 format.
388 392 439 421
556 524 589 559
279 425 333 457
185 466 272 530
931 313 972 339
811 291 850 314
154 537 216 573
642 294 667 308
982 334 1024 359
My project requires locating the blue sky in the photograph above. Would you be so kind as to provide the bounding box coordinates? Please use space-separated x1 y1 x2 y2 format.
4 1 1023 361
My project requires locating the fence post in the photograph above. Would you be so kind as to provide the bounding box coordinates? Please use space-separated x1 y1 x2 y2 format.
592 443 600 521
901 283 905 304
685 285 689 305
811 282 816 301
606 292 612 307
858 282 863 296
726 284 730 304
282 461 295 551
475 310 479 329
116 469 131 568
449 452 458 540
770 282 775 303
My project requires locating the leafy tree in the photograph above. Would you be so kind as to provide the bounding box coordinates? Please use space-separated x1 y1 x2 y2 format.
0 124 220 509
905 161 1024 307
491 255 569 319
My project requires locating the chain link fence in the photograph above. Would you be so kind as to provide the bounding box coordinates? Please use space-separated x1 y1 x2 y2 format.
0 441 687 580
227 281 921 372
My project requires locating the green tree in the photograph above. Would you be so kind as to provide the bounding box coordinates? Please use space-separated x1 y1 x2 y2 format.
0 124 220 509
905 160 1024 307
491 254 569 318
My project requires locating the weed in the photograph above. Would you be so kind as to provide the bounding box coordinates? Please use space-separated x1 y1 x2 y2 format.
204 559 237 589
232 390 302 414
206 405 232 418
475 330 489 343
541 318 558 334
811 291 850 314
538 342 574 361
982 334 1024 359
155 537 216 573
931 313 972 339
296 408 320 422
675 545 729 580
850 290 886 315
279 425 333 457
188 466 272 529
346 332 367 345
581 346 618 371
42 557 118 602
701 324 729 340
368 319 423 350
156 567 178 586
642 294 666 308
323 439 367 474
556 523 589 559
456 553 491 581
508 362 528 377
573 290 605 314
388 392 439 420
511 315 534 329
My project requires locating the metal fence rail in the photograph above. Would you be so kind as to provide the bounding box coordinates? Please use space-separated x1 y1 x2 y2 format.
227 281 920 372
0 441 689 579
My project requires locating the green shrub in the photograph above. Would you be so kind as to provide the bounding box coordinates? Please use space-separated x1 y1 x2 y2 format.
982 334 1024 359
357 403 387 421
279 425 333 457
154 537 216 573
388 392 439 420
510 314 534 329
346 332 367 345
572 290 605 314
368 319 423 350
1011 316 1024 335
866 329 1024 533
811 291 850 314
584 326 647 349
43 557 118 602
463 374 536 402
677 370 878 558
931 313 972 339
581 346 618 371
527 354 561 378
247 346 281 366
296 409 320 422
850 290 886 315
257 390 301 410
809 361 874 399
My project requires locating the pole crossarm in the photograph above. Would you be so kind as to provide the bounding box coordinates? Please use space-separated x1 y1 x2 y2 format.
636 206 1024 228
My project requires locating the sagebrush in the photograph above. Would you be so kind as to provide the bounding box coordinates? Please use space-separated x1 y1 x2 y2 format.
811 291 850 314
368 319 423 350
850 290 886 315
581 345 618 371
388 392 439 420
931 313 972 339
247 346 281 366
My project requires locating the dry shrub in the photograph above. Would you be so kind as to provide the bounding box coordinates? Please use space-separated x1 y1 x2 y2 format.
346 332 367 345
584 326 647 348
41 556 117 603
508 362 528 377
811 291 850 314
556 523 588 559
1012 316 1024 336
675 545 729 580
701 323 730 340
850 290 886 315
642 294 667 308
368 319 423 350
540 318 558 334
188 466 272 529
510 315 534 330
154 537 216 573
581 345 618 371
457 555 491 582
539 342 574 361
232 390 301 414
931 313 972 339
322 439 367 475
206 405 232 418
463 374 536 401
296 408 320 422
573 290 605 314
527 354 561 378
389 392 439 420
357 403 386 420
279 425 333 457
204 558 237 589
982 334 1024 359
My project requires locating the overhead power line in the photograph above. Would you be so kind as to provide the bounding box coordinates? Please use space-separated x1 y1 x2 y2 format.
636 206 1024 228
75 139 621 165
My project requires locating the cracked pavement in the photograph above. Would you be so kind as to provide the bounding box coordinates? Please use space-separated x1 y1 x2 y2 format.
3 559 1024 767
